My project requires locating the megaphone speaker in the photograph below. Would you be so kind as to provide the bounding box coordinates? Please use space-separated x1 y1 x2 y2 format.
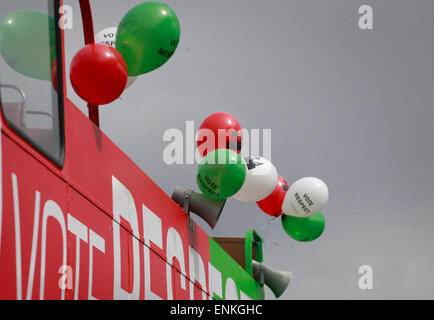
252 260 292 298
171 187 226 229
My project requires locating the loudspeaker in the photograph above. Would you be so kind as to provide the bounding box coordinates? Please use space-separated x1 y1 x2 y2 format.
252 260 292 298
171 187 226 229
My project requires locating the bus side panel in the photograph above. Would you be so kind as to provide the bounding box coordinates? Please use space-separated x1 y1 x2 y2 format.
0 133 68 300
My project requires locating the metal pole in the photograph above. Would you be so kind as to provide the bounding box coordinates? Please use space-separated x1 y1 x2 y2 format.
79 0 100 127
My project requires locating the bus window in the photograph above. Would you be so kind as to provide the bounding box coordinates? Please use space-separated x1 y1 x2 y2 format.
0 0 64 166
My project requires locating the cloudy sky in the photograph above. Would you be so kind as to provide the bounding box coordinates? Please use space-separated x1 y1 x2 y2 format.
63 0 434 299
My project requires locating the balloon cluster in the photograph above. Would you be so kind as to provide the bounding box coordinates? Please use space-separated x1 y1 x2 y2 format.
70 1 180 105
196 112 329 242
0 1 181 98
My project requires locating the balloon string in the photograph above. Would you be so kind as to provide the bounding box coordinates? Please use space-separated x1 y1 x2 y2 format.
262 240 294 252
259 216 277 231
254 216 294 253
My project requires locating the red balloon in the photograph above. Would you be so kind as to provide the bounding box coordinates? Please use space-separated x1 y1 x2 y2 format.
70 43 127 105
197 112 242 158
257 176 289 217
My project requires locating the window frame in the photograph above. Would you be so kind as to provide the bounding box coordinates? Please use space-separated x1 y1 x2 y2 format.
0 0 65 168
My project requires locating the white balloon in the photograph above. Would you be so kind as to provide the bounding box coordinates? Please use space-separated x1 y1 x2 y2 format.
282 177 329 217
232 156 278 202
95 27 137 89
95 27 117 47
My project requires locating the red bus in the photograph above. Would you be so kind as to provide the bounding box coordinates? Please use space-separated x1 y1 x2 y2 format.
0 0 279 300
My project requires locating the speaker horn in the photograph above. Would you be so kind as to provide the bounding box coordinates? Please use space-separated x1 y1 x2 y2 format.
171 187 226 230
252 260 292 298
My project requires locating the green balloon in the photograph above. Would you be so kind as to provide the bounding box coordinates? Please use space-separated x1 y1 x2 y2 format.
281 212 325 242
197 149 246 200
116 1 180 76
0 10 56 80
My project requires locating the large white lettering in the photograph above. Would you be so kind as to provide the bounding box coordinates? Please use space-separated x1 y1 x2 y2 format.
40 200 67 300
189 246 207 300
142 204 163 300
12 174 43 300
166 227 186 300
67 214 88 300
112 176 140 300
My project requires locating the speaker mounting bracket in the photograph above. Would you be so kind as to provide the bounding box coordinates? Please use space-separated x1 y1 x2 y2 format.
182 190 196 231
252 261 265 286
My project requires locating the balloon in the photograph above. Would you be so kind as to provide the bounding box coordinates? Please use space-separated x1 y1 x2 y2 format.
116 1 180 76
197 112 242 158
282 177 329 217
95 27 137 88
232 156 278 203
95 27 118 47
0 10 56 80
70 43 128 105
196 149 246 200
281 212 325 242
257 176 289 217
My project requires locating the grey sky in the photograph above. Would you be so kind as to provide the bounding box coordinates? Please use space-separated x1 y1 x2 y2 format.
64 0 434 299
